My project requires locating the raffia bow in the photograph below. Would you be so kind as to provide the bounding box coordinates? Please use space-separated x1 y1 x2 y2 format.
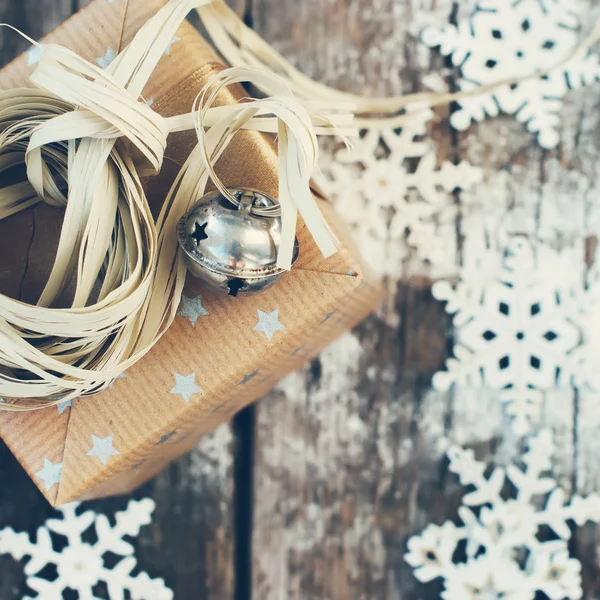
0 0 354 410
5 0 594 410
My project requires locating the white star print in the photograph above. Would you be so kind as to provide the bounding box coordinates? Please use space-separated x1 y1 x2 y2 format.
109 372 127 389
27 43 44 66
170 372 202 404
87 435 120 466
35 458 62 491
178 294 209 326
253 309 285 341
163 35 181 56
57 400 72 415
95 46 116 69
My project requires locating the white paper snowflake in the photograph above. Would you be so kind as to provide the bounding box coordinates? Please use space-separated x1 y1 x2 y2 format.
405 430 600 600
315 108 482 277
0 498 173 600
421 0 600 149
431 230 600 434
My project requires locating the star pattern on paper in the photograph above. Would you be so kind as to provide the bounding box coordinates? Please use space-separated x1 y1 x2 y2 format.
95 46 116 69
0 499 173 599
35 459 62 491
27 43 45 66
315 110 482 277
109 372 127 389
239 370 259 385
87 435 120 466
253 309 285 341
421 0 600 149
432 232 599 434
178 294 209 326
405 431 600 600
163 35 181 56
57 400 72 415
155 430 177 445
170 372 202 403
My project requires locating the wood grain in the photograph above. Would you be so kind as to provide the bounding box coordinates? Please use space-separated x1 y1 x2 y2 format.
249 1 458 598
249 0 600 598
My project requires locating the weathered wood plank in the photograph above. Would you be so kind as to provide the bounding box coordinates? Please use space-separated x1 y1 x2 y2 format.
250 1 600 599
448 2 600 597
0 425 234 599
0 2 235 598
249 2 458 598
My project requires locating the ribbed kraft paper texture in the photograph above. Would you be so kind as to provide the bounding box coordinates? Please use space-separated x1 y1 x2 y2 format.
0 0 382 506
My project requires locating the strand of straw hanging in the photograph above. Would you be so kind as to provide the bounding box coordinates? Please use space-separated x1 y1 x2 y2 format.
0 0 353 411
197 0 600 128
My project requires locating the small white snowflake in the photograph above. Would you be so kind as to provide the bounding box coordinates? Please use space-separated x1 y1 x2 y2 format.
0 499 173 599
432 230 599 434
405 431 600 600
421 0 600 149
315 108 482 277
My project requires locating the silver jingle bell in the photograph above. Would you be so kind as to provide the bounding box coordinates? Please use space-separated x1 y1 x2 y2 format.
177 188 299 297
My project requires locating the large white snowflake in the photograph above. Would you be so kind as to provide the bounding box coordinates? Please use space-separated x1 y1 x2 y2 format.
0 498 173 600
405 430 600 600
431 231 600 434
421 0 600 149
315 108 482 277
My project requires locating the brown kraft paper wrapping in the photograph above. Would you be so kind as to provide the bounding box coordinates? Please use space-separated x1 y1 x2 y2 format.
0 0 382 506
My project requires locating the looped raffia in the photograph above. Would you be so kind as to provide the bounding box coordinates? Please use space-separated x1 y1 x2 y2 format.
0 0 351 410
29 44 170 181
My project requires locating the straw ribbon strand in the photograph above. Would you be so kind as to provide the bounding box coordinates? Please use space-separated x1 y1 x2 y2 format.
0 0 348 410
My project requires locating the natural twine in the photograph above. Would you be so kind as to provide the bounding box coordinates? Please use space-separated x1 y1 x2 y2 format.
198 0 600 128
0 0 349 410
0 0 598 410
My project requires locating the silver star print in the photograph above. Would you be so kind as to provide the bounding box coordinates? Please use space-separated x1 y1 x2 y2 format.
95 46 116 69
109 372 127 390
170 372 202 404
36 458 62 491
87 435 120 466
27 43 44 66
146 97 154 107
57 400 72 415
239 370 259 385
164 35 181 56
178 294 209 326
253 309 285 341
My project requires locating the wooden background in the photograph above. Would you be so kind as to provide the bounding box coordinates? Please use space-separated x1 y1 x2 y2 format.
1 0 600 598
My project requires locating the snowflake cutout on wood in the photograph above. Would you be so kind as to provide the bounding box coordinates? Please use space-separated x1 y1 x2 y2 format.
315 108 482 276
0 498 173 600
431 232 600 434
405 431 600 600
422 0 600 149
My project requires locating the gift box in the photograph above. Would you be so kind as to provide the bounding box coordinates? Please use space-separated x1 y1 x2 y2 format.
0 0 382 506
